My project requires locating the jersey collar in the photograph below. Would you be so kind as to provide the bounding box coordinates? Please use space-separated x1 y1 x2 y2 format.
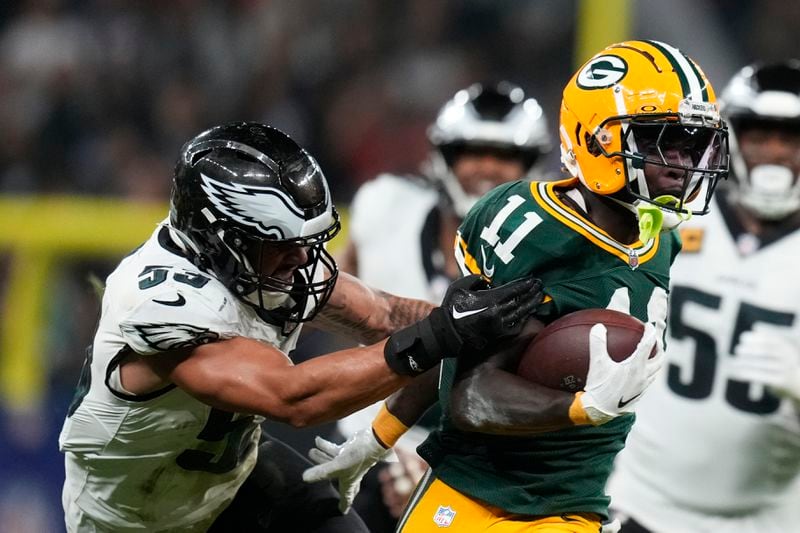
530 178 660 267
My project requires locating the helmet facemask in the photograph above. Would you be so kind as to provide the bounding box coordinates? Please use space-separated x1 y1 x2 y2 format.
719 61 800 220
205 210 340 334
727 119 800 221
429 143 543 217
559 40 732 242
593 112 729 217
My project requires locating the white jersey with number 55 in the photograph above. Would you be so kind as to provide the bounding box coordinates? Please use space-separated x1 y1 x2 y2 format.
59 222 302 532
608 194 800 532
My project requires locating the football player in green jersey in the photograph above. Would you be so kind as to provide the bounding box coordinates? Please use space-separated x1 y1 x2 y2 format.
303 40 729 532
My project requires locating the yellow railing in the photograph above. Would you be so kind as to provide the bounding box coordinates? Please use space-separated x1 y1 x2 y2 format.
0 197 166 410
0 195 348 410
575 0 632 66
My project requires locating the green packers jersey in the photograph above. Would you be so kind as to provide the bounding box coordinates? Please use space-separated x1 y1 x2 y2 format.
418 178 680 518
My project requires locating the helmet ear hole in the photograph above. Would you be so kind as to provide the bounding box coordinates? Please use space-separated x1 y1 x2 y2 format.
585 132 603 157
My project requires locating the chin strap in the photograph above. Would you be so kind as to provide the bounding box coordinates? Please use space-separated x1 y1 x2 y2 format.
637 195 692 243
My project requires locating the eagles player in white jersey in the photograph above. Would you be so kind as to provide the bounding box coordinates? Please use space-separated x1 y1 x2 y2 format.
58 122 544 532
331 82 551 530
609 61 800 533
339 81 551 303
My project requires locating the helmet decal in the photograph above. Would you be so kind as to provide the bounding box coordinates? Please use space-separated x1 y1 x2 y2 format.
200 173 308 240
577 55 628 89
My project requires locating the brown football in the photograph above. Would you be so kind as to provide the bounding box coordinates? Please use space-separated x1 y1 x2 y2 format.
516 309 648 392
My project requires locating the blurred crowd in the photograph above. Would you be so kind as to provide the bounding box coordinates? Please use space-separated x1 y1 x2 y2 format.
0 0 576 203
3 0 798 201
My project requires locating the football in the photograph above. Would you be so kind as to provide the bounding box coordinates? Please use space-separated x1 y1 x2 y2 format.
516 309 649 392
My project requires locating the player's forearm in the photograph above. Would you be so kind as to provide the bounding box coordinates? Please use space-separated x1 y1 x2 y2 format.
450 367 577 435
385 365 439 426
316 274 434 344
274 342 414 427
172 338 411 427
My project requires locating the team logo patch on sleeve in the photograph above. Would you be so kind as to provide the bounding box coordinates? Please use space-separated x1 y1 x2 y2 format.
124 323 220 352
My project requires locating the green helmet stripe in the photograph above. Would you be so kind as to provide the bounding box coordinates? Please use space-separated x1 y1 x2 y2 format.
644 40 707 102
680 52 710 101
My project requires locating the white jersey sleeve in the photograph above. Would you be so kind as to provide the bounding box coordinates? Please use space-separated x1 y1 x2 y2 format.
118 278 239 356
59 224 298 532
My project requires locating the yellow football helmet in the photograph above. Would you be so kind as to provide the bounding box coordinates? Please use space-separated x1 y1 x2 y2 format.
560 40 729 215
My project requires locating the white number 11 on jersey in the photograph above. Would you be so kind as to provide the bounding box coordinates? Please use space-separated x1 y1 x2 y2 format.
479 194 543 264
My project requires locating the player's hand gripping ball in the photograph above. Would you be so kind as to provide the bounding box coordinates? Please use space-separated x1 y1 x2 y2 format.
516 309 656 392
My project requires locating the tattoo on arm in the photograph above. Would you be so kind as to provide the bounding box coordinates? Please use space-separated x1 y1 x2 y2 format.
315 275 434 344
316 294 378 343
383 293 433 331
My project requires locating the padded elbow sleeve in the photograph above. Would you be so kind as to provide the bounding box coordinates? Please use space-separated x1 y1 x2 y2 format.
384 308 462 376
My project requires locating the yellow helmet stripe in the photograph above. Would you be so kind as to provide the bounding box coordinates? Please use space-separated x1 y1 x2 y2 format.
644 40 709 101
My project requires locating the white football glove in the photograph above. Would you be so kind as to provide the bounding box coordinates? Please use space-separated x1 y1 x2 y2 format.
729 323 800 401
580 322 662 425
302 428 392 514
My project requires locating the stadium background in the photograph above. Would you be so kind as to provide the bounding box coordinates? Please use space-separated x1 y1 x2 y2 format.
0 0 795 530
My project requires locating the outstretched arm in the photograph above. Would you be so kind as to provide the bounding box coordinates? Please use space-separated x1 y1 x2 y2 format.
133 274 542 428
145 336 412 428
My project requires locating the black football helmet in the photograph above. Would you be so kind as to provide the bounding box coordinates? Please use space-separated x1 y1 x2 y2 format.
426 81 552 217
170 122 340 331
720 60 800 219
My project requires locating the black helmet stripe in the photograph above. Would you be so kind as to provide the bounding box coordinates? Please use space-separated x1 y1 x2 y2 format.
188 139 282 175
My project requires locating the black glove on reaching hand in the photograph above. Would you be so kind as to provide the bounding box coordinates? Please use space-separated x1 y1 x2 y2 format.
385 274 544 375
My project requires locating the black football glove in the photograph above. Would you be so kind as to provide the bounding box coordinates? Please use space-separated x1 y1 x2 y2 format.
384 274 544 375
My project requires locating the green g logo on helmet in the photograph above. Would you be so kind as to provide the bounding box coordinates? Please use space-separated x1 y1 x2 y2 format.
577 55 628 89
